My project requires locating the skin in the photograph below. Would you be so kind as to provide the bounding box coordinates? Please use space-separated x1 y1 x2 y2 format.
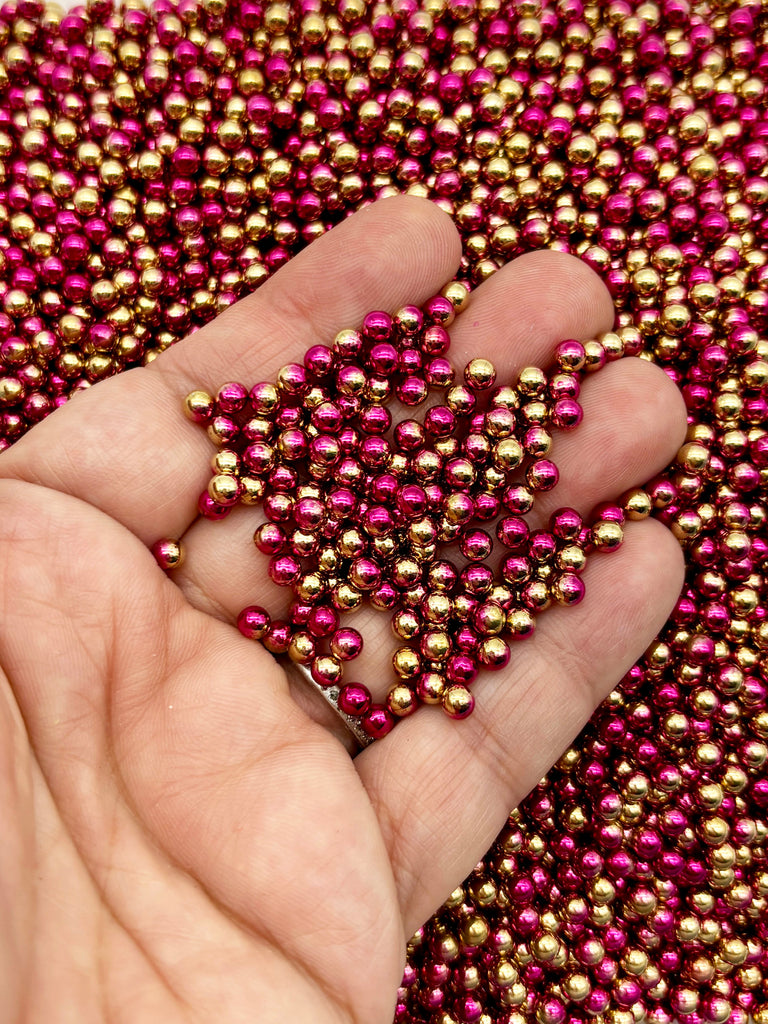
0 197 686 1024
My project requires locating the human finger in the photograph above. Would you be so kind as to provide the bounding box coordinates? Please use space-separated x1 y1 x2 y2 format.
0 196 461 545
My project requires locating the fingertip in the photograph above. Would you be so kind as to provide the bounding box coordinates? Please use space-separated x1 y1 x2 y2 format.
566 357 690 494
365 194 463 266
508 249 616 336
633 357 689 457
448 248 616 369
269 194 463 333
627 516 686 621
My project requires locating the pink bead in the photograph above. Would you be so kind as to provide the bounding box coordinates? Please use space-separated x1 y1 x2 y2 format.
361 704 395 739
198 492 232 520
330 629 363 662
338 683 372 717
551 398 583 429
237 605 271 640
307 605 339 638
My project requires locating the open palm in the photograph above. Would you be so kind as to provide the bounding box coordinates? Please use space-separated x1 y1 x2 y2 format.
0 198 686 1023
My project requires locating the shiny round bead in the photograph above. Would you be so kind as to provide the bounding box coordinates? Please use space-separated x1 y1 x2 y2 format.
493 438 524 472
216 380 248 414
293 497 325 531
237 605 271 641
527 459 559 491
304 344 335 379
151 537 184 570
591 521 624 550
397 483 428 518
338 683 372 717
461 564 494 597
330 628 363 662
552 573 585 606
207 474 240 507
361 704 395 740
249 382 280 416
556 339 587 372
442 684 475 719
183 388 215 423
507 608 536 640
460 528 493 562
424 405 455 437
262 621 292 655
397 375 429 406
394 419 426 452
478 637 510 670
198 491 233 521
394 306 424 337
349 558 381 591
551 508 583 541
269 554 301 587
254 523 286 555
464 358 496 390
307 605 339 639
428 560 458 593
414 671 444 704
551 398 583 429
310 654 343 689
362 309 393 341
288 632 316 664
473 601 505 636
420 630 451 663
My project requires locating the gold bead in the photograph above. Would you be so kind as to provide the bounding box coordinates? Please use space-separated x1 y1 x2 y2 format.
461 915 489 947
414 671 442 705
591 521 623 550
441 280 470 313
387 683 416 718
208 474 239 506
442 683 473 718
288 632 315 665
563 972 591 1002
531 933 559 962
493 438 523 471
238 477 264 505
393 647 420 680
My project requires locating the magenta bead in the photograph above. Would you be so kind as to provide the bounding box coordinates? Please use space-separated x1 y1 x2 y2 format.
237 605 271 640
362 704 395 739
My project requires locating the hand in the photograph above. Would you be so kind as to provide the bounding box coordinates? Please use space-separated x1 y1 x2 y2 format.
0 197 685 1023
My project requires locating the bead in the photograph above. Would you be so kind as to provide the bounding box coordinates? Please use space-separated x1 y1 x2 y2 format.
183 388 214 423
3 5 764 1016
387 683 417 717
151 537 184 570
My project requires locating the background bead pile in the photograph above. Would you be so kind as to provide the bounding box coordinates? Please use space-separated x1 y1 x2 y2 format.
0 0 766 1021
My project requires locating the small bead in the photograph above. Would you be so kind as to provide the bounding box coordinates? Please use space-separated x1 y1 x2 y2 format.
338 683 372 717
361 704 395 739
442 684 475 719
183 389 215 423
151 537 184 570
464 358 496 390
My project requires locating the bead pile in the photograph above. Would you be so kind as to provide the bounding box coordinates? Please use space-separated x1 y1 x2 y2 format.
182 296 623 738
0 0 766 1021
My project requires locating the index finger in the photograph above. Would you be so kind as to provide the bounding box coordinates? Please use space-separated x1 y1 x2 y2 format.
0 197 461 544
